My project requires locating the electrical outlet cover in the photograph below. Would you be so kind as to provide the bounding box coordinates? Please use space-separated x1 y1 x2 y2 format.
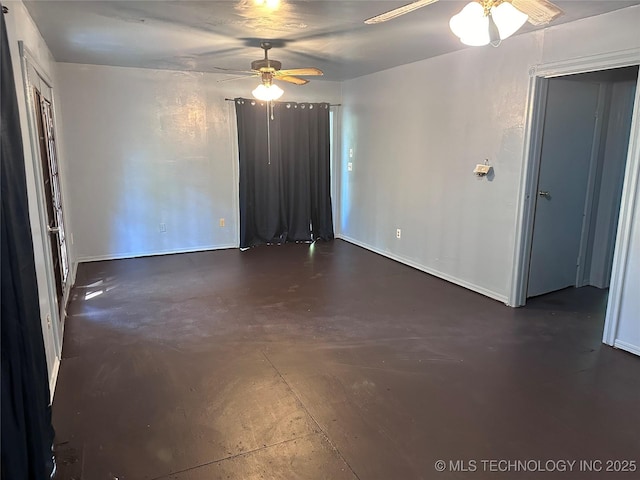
473 164 492 176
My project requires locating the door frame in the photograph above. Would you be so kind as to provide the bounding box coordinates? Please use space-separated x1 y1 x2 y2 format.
18 42 68 358
524 78 602 298
509 48 640 341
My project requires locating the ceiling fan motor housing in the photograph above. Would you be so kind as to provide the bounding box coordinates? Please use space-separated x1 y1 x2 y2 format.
251 58 282 71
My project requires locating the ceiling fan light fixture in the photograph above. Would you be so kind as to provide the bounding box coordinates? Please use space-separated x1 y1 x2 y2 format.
450 1 529 47
449 2 490 46
254 0 280 9
252 83 284 101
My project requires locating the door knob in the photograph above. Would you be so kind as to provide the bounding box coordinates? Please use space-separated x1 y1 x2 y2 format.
538 191 550 199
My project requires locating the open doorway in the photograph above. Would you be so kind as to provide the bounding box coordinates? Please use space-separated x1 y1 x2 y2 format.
510 60 640 356
527 66 638 299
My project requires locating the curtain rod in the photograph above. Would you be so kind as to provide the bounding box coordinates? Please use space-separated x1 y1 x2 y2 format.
225 98 341 106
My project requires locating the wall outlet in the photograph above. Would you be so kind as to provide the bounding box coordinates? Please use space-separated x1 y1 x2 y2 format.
349 148 354 158
396 228 401 239
159 223 167 233
219 218 225 227
474 163 492 176
347 162 353 172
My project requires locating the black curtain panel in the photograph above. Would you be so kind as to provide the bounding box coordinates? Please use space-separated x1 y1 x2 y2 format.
303 103 334 241
235 99 334 249
1 6 56 479
277 102 311 241
236 99 286 246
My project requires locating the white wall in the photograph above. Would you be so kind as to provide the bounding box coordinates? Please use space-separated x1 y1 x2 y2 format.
4 0 72 393
57 63 341 261
339 5 640 303
540 8 640 64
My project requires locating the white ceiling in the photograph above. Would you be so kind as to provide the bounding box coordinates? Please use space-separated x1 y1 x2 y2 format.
23 0 640 81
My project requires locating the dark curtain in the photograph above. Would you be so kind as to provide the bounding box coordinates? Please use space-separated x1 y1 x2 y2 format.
1 6 56 479
236 99 334 248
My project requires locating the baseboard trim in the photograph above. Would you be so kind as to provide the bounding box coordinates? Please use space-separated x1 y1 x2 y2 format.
336 234 509 304
77 244 239 263
614 339 640 357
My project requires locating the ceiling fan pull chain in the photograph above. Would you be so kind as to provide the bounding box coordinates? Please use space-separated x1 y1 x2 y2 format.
266 102 271 165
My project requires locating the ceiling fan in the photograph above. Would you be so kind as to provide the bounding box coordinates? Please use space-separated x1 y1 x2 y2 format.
365 0 564 46
365 0 563 25
215 42 323 100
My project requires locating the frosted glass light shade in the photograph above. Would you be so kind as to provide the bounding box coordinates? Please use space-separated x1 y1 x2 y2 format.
491 2 528 40
449 2 489 46
252 83 284 101
450 1 529 46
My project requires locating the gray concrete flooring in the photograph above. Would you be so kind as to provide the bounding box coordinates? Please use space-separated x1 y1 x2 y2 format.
52 240 640 479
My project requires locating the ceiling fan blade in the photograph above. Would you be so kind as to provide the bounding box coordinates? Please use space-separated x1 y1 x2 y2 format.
212 66 256 75
277 67 323 77
511 0 564 26
275 76 309 85
216 74 259 84
364 0 439 25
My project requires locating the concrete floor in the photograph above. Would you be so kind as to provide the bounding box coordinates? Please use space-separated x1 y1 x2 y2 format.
52 240 640 479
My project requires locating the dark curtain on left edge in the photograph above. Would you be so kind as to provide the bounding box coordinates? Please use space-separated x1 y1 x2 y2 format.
1 6 56 479
236 99 334 249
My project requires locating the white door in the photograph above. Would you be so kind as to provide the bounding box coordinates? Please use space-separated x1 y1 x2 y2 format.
527 79 600 297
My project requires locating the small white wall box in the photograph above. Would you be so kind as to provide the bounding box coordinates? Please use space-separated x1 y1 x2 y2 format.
474 163 492 176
